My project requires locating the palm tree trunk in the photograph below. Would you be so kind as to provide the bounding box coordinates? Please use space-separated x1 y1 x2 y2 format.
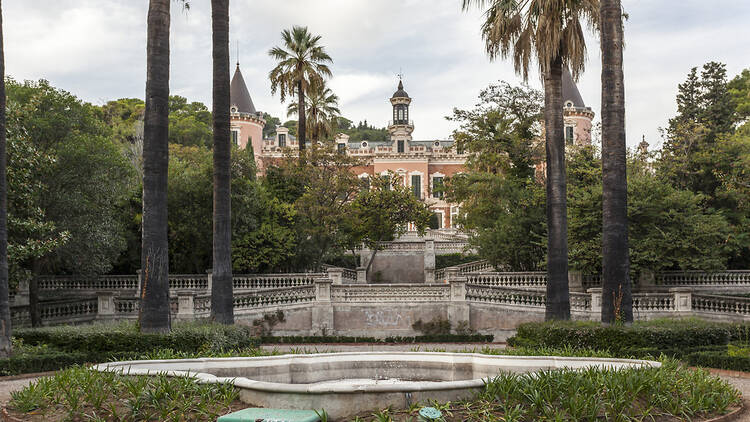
600 0 632 323
0 0 11 356
211 0 233 325
297 80 306 151
544 56 571 321
140 0 171 333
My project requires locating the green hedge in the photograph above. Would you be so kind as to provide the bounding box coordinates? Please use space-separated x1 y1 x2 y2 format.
686 351 750 372
14 322 259 358
261 334 494 344
508 319 740 353
0 351 89 376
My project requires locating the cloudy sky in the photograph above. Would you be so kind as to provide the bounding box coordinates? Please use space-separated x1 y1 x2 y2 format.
5 0 750 148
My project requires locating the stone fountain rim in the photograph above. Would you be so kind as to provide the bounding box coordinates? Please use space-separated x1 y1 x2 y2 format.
92 352 662 394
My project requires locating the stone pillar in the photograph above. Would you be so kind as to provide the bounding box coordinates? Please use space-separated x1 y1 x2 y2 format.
448 276 470 328
356 267 367 284
670 288 692 313
206 269 213 293
444 266 460 284
588 288 602 321
639 269 655 289
424 239 436 283
136 269 143 295
326 267 344 285
13 277 29 307
312 279 334 335
568 270 583 292
97 293 115 320
177 292 195 321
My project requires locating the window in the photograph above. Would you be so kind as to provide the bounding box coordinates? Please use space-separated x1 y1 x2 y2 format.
450 206 460 229
397 140 404 153
361 141 368 148
411 175 422 199
337 143 346 153
432 177 444 199
565 126 574 144
278 134 286 147
430 212 444 229
231 130 239 146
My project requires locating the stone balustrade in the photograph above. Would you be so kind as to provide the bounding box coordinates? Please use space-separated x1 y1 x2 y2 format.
11 269 750 333
232 273 322 290
692 293 750 315
466 272 547 289
657 270 750 287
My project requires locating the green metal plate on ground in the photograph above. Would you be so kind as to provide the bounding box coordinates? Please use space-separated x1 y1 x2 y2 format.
217 408 321 422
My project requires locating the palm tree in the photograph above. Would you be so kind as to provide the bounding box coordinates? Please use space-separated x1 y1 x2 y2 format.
0 0 12 357
268 26 332 152
462 0 599 320
210 0 233 324
140 0 171 333
600 0 631 323
287 80 341 143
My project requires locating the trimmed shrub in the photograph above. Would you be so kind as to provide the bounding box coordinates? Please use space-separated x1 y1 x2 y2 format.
687 351 750 372
0 351 89 376
14 322 259 360
508 319 737 353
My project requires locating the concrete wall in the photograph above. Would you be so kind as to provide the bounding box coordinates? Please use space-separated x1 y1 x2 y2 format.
368 253 425 283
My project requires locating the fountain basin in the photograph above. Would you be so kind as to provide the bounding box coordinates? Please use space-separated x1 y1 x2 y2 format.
94 352 660 420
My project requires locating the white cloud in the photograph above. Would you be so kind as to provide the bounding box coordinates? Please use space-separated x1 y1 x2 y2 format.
4 0 749 146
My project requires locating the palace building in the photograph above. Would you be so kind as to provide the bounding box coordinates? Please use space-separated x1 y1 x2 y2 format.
230 64 594 230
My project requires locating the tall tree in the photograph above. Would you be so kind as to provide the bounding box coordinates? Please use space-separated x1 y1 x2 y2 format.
287 80 340 142
462 0 599 320
600 0 631 323
140 0 171 333
211 0 233 324
268 26 332 152
0 0 11 357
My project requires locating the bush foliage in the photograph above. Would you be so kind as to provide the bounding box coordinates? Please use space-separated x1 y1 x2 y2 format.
508 319 750 372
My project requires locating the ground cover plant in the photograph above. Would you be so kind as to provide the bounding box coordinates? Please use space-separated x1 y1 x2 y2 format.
348 360 741 421
7 367 243 422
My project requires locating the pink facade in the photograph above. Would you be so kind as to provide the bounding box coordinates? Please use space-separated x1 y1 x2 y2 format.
230 68 594 230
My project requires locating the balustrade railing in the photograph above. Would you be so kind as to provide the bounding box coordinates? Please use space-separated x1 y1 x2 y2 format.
38 275 139 291
455 260 493 273
234 285 316 310
233 273 322 290
466 272 546 289
657 271 750 286
692 294 750 315
331 284 450 303
632 293 675 312
465 285 546 308
341 268 357 282
170 275 208 290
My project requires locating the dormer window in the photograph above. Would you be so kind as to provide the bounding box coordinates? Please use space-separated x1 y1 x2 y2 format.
278 133 286 147
231 106 237 113
565 101 574 108
361 141 368 148
434 141 440 147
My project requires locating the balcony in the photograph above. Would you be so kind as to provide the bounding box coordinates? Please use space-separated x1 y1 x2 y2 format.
388 120 414 127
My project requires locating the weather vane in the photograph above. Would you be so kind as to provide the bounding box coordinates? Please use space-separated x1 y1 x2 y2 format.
397 68 404 81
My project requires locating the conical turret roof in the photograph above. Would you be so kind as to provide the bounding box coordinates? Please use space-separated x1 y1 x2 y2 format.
230 64 257 114
562 68 585 108
392 79 409 98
